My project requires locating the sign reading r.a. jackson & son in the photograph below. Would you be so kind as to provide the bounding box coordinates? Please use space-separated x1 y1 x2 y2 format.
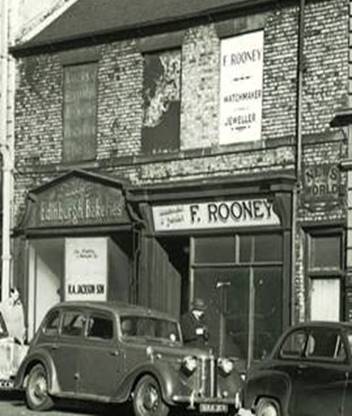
152 198 280 232
28 176 129 228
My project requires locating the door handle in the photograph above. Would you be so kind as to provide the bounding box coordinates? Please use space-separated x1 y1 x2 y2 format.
51 344 59 350
110 350 119 356
297 363 308 371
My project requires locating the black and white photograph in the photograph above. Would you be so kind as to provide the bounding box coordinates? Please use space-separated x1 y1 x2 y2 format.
0 0 350 415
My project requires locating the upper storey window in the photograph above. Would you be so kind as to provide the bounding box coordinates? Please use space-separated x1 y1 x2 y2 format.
142 49 181 154
63 62 97 162
219 30 264 145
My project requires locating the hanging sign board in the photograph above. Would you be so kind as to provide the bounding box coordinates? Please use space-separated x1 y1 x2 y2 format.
152 198 280 232
219 31 264 144
65 237 107 301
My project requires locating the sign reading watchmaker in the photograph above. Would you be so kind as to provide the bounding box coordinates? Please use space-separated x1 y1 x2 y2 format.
219 31 264 144
152 198 280 232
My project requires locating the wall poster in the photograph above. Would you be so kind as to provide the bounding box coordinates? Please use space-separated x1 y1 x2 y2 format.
219 31 264 144
65 237 107 301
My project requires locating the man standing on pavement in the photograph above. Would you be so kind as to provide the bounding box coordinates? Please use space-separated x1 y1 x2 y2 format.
181 298 209 348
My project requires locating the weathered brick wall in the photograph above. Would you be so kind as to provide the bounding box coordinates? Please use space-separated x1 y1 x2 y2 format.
13 0 349 324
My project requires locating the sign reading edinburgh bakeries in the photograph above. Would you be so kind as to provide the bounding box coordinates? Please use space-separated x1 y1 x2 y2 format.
152 198 280 232
219 30 264 144
21 171 131 229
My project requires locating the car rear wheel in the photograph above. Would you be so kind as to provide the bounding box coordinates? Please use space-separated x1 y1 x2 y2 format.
133 375 169 416
256 398 281 416
25 363 54 411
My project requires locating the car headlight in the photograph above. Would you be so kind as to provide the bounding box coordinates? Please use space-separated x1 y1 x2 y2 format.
218 358 234 375
182 355 197 375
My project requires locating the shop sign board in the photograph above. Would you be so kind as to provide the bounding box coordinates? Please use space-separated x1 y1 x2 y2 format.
219 30 264 144
152 198 280 232
27 175 130 228
65 237 107 301
302 163 341 203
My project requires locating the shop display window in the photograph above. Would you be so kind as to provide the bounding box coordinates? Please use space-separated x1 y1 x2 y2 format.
191 232 283 365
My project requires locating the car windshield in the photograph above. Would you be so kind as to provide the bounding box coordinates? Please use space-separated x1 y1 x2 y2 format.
120 315 181 343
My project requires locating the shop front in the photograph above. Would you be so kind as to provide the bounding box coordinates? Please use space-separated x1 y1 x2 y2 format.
132 175 294 368
15 170 136 340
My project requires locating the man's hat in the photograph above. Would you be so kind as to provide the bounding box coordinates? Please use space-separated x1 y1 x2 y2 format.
191 298 206 311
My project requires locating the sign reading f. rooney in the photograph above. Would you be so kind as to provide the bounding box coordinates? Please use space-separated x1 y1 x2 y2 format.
152 199 280 232
219 31 264 144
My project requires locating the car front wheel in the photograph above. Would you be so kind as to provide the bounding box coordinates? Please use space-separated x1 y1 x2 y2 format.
133 375 169 416
25 363 54 411
256 397 281 416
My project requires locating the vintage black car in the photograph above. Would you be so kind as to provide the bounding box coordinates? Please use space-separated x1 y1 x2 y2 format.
243 321 352 416
15 301 242 415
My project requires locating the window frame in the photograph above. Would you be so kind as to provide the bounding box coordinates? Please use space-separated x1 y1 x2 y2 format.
304 227 344 321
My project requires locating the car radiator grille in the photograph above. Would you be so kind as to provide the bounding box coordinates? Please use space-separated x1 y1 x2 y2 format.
197 355 217 398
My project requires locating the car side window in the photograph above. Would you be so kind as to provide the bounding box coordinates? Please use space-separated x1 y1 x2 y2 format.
61 311 86 337
280 329 307 358
43 310 60 336
86 315 114 341
305 328 346 362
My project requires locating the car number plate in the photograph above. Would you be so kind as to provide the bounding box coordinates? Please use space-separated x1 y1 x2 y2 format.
199 404 228 413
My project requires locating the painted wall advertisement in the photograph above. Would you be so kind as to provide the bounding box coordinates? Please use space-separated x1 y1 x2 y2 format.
219 31 264 144
65 237 107 301
152 198 280 232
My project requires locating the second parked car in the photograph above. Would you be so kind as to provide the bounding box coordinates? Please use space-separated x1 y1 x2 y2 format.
244 321 352 416
16 301 242 415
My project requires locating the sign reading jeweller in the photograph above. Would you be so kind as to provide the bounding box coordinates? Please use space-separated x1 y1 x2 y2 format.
219 31 264 144
152 199 279 232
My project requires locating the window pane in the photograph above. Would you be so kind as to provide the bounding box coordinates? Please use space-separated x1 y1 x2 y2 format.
194 236 235 263
239 235 251 262
310 278 340 321
311 234 341 268
43 310 60 336
63 63 97 162
142 50 181 154
193 268 249 359
306 328 345 361
62 311 85 337
87 316 113 340
254 234 282 262
253 267 282 359
280 330 306 358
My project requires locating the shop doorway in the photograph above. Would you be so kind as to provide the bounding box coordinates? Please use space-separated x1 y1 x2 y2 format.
28 239 64 339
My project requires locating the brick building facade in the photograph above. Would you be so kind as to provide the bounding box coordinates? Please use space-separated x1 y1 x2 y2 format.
10 0 350 368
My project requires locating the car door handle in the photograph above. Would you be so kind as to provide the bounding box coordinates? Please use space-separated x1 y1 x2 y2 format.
297 363 308 371
110 350 119 356
51 344 59 350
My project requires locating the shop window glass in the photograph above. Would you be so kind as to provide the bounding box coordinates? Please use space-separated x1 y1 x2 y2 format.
254 234 282 262
239 236 251 263
43 310 60 336
310 235 341 269
62 311 86 337
194 236 235 264
87 316 113 340
253 266 283 359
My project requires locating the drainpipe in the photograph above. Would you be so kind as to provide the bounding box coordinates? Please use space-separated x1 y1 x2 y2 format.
0 0 12 302
291 0 305 325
